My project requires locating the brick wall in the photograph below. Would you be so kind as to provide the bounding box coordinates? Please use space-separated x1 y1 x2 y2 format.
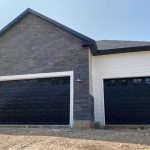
0 14 93 121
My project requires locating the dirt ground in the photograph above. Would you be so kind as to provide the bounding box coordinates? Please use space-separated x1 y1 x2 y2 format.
0 127 150 150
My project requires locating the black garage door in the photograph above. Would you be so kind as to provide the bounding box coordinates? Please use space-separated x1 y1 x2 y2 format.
0 77 70 125
104 77 150 124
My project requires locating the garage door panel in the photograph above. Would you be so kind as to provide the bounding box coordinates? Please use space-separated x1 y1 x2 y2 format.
0 77 70 124
0 102 70 111
0 115 69 124
107 114 150 124
0 88 70 98
0 108 70 116
106 99 150 107
0 95 70 102
0 114 70 125
104 77 150 124
0 97 69 106
0 104 69 112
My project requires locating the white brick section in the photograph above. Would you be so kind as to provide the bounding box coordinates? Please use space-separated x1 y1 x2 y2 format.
92 51 150 126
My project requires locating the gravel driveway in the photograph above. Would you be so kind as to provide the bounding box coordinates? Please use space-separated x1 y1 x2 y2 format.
0 127 150 150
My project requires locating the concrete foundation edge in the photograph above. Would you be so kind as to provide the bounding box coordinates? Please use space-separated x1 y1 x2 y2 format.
73 120 94 128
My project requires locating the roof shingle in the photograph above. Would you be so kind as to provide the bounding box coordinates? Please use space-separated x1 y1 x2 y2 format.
96 40 150 50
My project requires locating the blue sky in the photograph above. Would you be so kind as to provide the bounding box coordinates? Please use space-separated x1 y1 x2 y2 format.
0 0 150 41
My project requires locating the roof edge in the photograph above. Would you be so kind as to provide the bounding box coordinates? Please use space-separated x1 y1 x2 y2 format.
96 45 150 55
0 8 30 37
2 9 150 55
0 8 94 42
0 8 98 54
27 8 94 42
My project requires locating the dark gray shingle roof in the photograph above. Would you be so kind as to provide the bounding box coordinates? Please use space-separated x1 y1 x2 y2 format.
96 40 150 50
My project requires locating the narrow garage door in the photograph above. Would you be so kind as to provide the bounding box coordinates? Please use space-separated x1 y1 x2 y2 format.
0 77 70 125
104 77 150 124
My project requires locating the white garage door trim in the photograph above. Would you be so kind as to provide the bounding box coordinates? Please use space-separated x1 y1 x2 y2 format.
0 71 74 127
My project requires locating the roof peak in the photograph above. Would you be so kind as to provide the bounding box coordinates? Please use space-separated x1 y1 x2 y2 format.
0 8 97 54
0 8 94 41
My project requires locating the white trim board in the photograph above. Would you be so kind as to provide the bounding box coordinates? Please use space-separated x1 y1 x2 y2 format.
0 71 74 128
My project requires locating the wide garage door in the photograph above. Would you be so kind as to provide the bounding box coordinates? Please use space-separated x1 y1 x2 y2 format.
104 77 150 124
0 77 70 125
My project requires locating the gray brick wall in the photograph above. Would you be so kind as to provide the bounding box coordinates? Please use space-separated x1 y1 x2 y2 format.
0 14 93 121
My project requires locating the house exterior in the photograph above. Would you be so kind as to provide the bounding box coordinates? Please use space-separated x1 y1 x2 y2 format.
92 41 150 126
0 8 150 128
